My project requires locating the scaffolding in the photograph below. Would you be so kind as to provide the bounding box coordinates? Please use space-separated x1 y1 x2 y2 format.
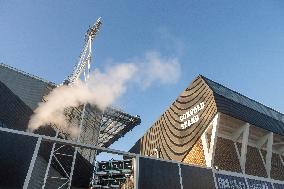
39 106 140 189
0 126 139 189
39 18 141 189
41 18 103 188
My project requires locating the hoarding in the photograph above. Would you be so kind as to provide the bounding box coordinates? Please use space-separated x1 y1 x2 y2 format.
215 174 247 189
216 174 282 189
247 178 273 189
274 183 284 189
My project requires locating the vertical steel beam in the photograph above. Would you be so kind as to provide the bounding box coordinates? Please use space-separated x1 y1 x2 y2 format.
266 132 273 178
178 163 184 189
23 136 42 189
201 113 220 167
232 123 250 174
68 147 78 188
68 103 87 189
210 113 220 167
42 131 59 189
201 125 210 167
257 132 273 178
240 123 250 172
134 156 139 189
90 111 103 187
280 154 284 166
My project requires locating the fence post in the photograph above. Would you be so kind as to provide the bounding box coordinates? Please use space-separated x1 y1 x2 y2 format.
178 163 184 189
23 136 42 189
134 155 140 189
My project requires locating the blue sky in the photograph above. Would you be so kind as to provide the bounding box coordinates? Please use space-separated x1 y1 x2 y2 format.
1 1 284 158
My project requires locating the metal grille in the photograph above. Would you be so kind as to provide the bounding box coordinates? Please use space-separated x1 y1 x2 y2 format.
99 107 141 148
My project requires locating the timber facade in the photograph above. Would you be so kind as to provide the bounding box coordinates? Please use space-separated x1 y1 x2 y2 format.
131 75 284 189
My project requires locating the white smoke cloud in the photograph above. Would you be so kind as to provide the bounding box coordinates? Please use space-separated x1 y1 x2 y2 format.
28 51 181 133
139 51 181 89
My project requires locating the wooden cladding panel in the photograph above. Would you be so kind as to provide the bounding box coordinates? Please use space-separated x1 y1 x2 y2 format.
271 154 284 181
214 137 242 173
140 77 217 161
183 138 206 166
245 145 267 177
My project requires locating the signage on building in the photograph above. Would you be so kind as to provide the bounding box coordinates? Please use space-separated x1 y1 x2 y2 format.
215 174 282 189
274 183 284 189
247 178 273 189
95 159 133 187
216 174 247 189
98 160 132 171
179 102 205 129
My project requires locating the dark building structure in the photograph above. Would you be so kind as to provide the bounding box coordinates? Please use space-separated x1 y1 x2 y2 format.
0 63 140 189
0 64 95 188
0 81 37 188
0 63 55 111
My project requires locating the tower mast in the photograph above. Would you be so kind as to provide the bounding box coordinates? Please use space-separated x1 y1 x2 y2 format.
64 17 102 85
42 18 102 189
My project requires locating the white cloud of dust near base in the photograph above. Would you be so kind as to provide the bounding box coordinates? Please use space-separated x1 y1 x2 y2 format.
28 51 181 133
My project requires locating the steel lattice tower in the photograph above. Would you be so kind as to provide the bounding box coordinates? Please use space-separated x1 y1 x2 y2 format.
42 18 103 189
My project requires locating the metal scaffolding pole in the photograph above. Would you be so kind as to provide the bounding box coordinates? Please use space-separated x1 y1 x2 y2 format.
42 18 102 189
67 104 87 188
0 126 139 188
42 131 59 189
23 136 43 189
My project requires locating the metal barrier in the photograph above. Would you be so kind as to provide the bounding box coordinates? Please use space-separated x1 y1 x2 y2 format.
2 127 284 189
0 127 138 189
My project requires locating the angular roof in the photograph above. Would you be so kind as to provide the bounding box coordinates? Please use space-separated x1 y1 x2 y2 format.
202 76 284 124
0 63 140 148
201 75 284 136
0 63 55 110
0 64 141 187
0 81 33 131
0 81 92 187
130 75 284 161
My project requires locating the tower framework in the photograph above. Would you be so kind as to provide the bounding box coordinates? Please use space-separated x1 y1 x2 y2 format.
42 18 103 189
40 18 140 189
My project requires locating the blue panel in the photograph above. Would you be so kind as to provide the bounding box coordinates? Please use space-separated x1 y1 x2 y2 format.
215 174 247 189
274 183 284 189
247 178 273 189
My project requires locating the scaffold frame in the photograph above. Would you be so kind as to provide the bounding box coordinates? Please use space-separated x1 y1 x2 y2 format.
0 127 137 189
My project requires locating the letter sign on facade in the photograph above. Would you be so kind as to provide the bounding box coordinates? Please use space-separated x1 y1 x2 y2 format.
180 102 205 129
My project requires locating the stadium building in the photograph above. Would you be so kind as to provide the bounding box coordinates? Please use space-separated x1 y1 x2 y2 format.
130 75 284 189
0 63 140 189
1 63 284 189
